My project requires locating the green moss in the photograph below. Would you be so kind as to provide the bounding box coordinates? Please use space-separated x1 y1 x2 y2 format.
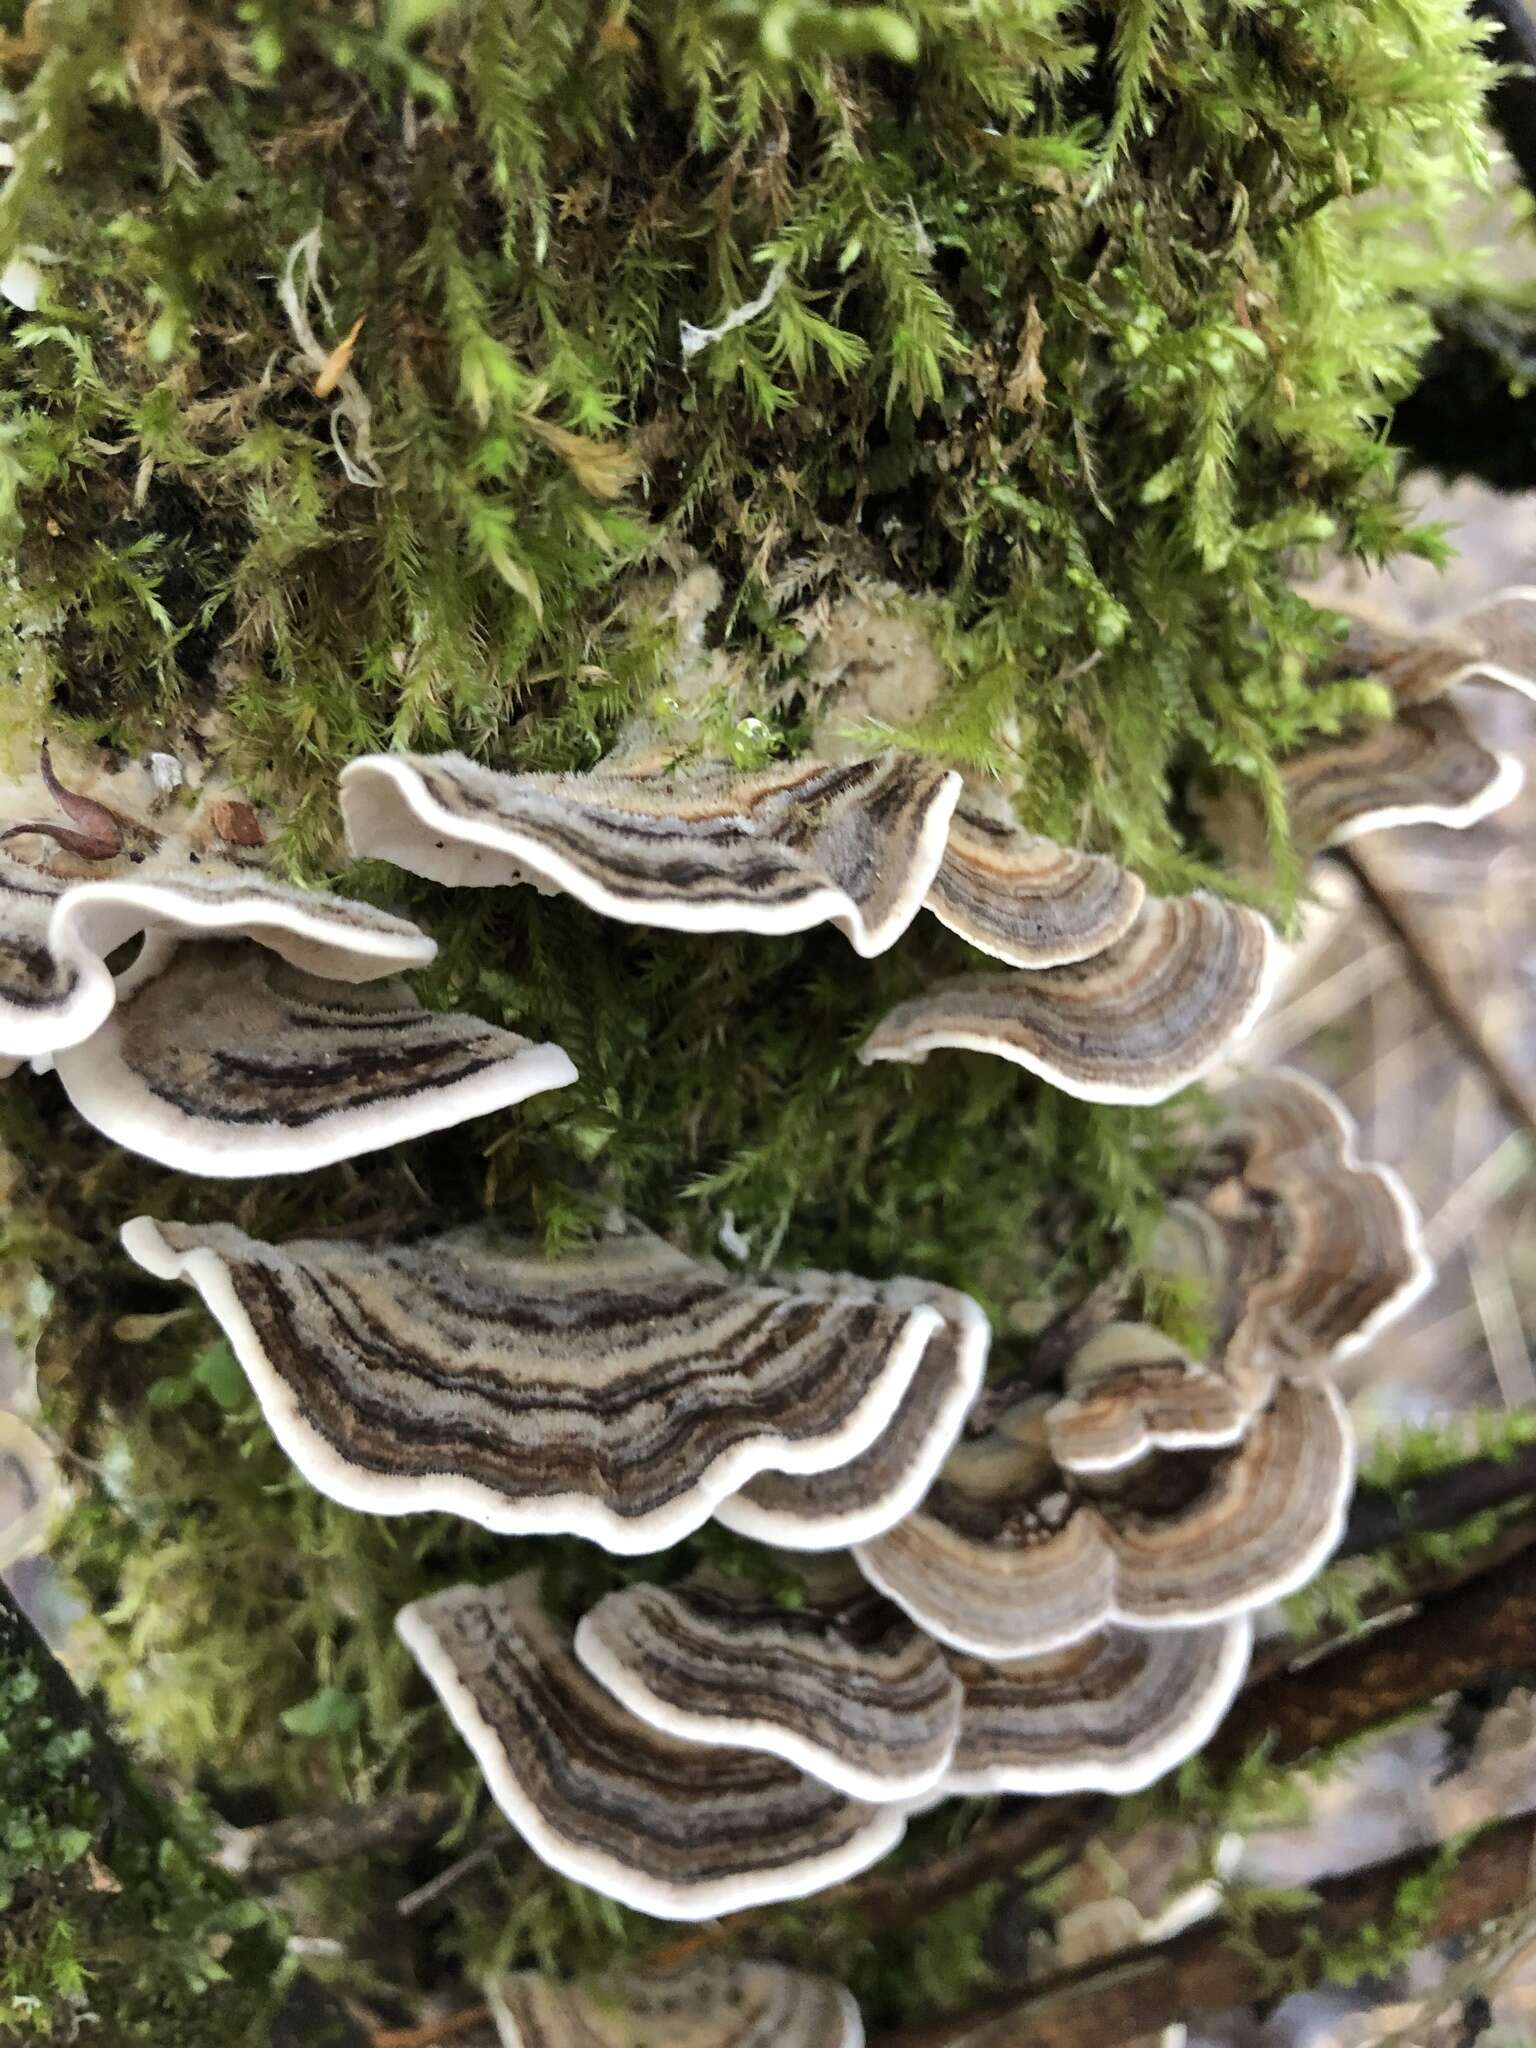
0 1594 326 2044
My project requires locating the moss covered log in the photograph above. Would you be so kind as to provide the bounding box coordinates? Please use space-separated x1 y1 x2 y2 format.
0 0 1501 2033
0 1583 367 2043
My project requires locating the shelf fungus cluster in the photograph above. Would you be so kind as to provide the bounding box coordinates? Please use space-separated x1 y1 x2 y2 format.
0 752 576 1173
340 745 1278 1105
123 1073 1427 1924
1212 586 1536 867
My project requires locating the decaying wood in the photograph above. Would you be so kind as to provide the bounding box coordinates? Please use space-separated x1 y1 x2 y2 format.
219 1789 461 1887
869 1809 1536 2048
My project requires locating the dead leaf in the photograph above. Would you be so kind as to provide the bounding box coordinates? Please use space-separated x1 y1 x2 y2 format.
208 796 266 847
518 412 639 501
1005 297 1047 412
86 1854 121 1894
314 313 365 399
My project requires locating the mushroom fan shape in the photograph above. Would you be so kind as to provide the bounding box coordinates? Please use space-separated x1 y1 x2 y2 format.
0 776 577 1174
338 744 1280 1106
1207 584 1536 863
124 1073 1428 1922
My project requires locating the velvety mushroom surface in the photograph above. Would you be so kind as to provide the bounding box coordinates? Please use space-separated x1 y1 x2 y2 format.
574 1579 964 1802
854 1377 1352 1658
120 1217 941 1551
861 894 1276 1104
54 942 576 1176
395 1573 906 1920
715 1297 987 1550
924 789 1145 969
1160 1069 1433 1404
1279 697 1523 850
340 747 962 957
942 1617 1252 1796
0 836 437 1062
1044 1324 1250 1475
488 1959 863 2048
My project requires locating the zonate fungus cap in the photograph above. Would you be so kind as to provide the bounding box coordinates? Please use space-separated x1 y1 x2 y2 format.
1279 697 1523 851
861 894 1277 1105
488 1960 862 2048
56 941 574 1176
941 1617 1252 1797
853 1377 1353 1659
0 836 436 1062
1198 1069 1433 1374
1044 1323 1249 1475
1314 584 1536 706
120 1218 941 1552
395 1573 906 1920
339 747 963 958
574 1579 963 1803
925 788 1145 969
715 1278 989 1550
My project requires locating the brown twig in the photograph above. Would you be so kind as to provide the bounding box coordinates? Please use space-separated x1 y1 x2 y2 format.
219 1790 460 1888
1340 1441 1536 1557
369 2008 491 2048
869 1808 1536 2048
1339 843 1536 1144
638 1512 1536 1975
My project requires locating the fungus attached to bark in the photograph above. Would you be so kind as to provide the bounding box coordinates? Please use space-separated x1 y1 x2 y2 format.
854 1378 1352 1659
1044 1323 1249 1476
574 1578 963 1803
861 894 1276 1105
924 789 1145 969
0 838 437 1062
488 1960 863 2048
715 1278 989 1551
1279 697 1523 851
1197 1069 1434 1374
395 1573 906 1920
120 1217 941 1552
55 941 574 1176
339 746 962 958
942 1617 1251 1796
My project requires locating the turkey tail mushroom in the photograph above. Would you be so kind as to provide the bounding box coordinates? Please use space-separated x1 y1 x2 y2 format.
941 1617 1251 1797
55 942 574 1176
395 1573 906 1921
574 1579 963 1804
339 747 962 958
120 1217 942 1552
924 789 1145 969
862 894 1277 1104
487 1961 863 2048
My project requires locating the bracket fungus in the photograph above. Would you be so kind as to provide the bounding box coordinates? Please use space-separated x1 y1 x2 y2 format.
119 1218 942 1552
339 746 963 958
395 1573 906 1919
0 778 436 1063
715 1277 990 1550
854 1376 1352 1659
1191 1069 1434 1377
488 1961 863 2048
862 893 1277 1105
1043 1323 1250 1476
941 1617 1251 1797
1278 695 1524 850
1210 587 1536 867
925 789 1146 969
1312 583 1536 706
51 941 575 1176
573 1579 964 1803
